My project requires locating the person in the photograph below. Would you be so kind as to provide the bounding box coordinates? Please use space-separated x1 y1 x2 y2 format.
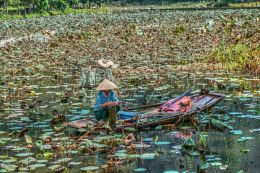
94 79 120 123
80 59 119 89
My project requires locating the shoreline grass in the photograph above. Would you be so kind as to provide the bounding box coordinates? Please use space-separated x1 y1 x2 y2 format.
0 2 259 20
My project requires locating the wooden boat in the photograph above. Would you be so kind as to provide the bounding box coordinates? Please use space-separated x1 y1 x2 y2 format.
68 92 224 130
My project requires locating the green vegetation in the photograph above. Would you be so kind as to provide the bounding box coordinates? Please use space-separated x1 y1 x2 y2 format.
0 7 109 20
207 43 260 75
0 0 259 20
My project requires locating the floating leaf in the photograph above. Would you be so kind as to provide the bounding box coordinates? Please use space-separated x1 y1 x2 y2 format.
249 129 260 133
140 153 156 160
30 163 46 169
128 154 140 158
219 165 228 170
48 165 61 171
154 141 171 145
0 164 17 172
210 162 223 166
155 125 162 130
230 130 243 135
191 151 200 157
43 152 53 160
240 149 250 153
200 163 209 170
68 162 82 166
80 166 99 171
236 136 255 142
24 134 32 144
19 157 36 165
15 153 33 157
134 168 147 172
236 170 245 173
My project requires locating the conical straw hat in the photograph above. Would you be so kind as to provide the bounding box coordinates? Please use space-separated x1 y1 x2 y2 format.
96 79 118 91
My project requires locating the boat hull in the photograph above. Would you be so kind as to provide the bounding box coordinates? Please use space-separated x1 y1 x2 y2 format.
68 92 224 130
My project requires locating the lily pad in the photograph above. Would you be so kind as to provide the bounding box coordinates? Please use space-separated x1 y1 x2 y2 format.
154 141 171 145
230 130 243 135
15 153 34 157
134 168 147 172
140 153 156 160
163 171 179 173
30 163 46 169
80 166 99 171
191 151 200 157
219 165 228 170
48 165 61 171
236 136 255 142
128 154 140 158
200 163 209 170
68 162 82 166
19 157 36 164
210 162 223 166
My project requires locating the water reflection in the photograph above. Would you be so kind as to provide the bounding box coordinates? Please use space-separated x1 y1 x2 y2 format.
0 70 259 173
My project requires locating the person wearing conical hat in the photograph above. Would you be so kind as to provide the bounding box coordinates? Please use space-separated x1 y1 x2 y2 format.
94 79 120 122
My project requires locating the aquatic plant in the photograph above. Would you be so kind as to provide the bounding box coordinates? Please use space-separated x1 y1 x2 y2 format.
206 43 260 75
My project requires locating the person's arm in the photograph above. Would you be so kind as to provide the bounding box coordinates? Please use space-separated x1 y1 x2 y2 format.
95 92 103 110
111 91 119 102
110 91 120 106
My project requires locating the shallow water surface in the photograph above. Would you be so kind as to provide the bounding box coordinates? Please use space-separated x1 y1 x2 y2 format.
0 71 259 173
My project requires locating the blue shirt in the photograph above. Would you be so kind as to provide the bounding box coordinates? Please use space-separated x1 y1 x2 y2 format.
94 90 119 111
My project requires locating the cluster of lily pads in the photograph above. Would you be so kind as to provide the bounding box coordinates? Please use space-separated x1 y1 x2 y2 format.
0 7 259 173
0 9 259 81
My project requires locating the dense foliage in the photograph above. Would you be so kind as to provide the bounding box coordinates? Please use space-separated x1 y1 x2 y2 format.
0 0 259 14
0 9 259 76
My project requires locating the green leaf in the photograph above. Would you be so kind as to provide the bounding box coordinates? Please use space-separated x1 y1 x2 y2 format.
43 152 53 160
24 134 32 144
236 170 245 173
200 162 209 170
236 136 255 142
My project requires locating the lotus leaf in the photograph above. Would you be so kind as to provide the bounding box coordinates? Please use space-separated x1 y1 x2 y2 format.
29 163 46 170
68 162 82 166
236 137 255 142
15 153 33 157
80 166 99 171
43 152 54 160
154 141 171 145
19 157 36 165
200 163 210 170
210 162 223 166
230 130 243 135
219 165 228 170
48 165 61 171
134 168 147 172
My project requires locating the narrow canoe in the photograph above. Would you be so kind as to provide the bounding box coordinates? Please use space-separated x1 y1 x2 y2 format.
68 92 224 130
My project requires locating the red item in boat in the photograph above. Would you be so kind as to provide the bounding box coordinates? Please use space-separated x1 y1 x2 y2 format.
160 96 192 112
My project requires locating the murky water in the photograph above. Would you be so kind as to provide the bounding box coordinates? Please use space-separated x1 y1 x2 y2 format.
0 70 259 173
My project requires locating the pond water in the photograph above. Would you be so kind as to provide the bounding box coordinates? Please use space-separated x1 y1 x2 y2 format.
0 70 259 173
